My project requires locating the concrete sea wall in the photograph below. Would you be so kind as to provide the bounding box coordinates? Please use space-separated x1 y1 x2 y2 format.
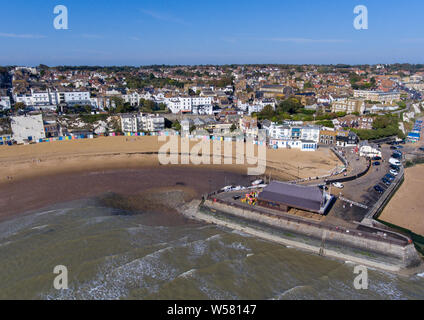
188 200 423 273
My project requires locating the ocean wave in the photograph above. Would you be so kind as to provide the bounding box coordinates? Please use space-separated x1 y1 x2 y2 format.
272 285 309 300
31 224 49 231
177 268 198 279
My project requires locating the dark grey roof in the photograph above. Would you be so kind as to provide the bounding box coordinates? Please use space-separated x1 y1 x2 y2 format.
258 181 323 212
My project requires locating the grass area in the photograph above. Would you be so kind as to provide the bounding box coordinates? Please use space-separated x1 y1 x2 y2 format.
376 219 424 256
79 114 109 124
405 158 424 168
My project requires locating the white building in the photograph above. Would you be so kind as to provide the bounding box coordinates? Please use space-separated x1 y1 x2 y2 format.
268 124 320 143
14 89 91 107
123 92 141 106
331 98 365 115
180 118 194 136
120 113 165 133
0 96 11 110
300 126 320 143
192 104 213 115
359 144 382 158
269 139 317 152
11 114 46 144
268 124 291 140
139 114 165 132
120 114 138 133
353 90 401 104
165 96 213 114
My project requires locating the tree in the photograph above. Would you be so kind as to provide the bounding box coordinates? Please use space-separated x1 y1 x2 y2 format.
230 123 237 132
109 97 124 113
277 98 302 114
257 105 276 120
13 102 25 112
172 120 181 131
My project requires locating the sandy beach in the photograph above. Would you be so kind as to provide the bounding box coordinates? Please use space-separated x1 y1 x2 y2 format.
0 136 340 183
0 136 341 221
380 164 424 235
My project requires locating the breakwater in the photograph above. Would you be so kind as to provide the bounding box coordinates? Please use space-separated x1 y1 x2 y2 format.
180 199 423 274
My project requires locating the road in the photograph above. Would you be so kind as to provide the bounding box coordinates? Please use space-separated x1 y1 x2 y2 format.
325 144 395 224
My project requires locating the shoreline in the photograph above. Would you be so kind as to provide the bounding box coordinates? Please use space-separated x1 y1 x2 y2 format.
0 136 341 222
0 136 341 186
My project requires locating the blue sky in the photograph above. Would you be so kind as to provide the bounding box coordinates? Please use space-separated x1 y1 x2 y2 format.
0 0 423 66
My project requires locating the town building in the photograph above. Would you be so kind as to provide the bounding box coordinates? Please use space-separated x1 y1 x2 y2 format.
319 129 337 145
239 116 258 138
359 143 382 158
120 113 165 133
353 90 401 103
14 89 91 107
0 96 11 110
331 98 365 115
10 114 46 144
257 181 333 215
269 138 318 152
165 96 213 114
336 131 359 147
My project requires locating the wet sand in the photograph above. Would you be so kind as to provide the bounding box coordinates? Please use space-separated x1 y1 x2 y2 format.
0 136 341 222
380 164 424 235
0 167 251 223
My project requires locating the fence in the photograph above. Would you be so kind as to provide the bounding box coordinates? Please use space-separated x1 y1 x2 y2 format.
326 159 372 184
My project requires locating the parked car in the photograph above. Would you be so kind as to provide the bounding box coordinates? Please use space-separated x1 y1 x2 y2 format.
372 156 382 161
382 178 392 186
390 169 399 176
221 186 234 192
233 195 241 200
389 158 402 166
374 185 384 194
419 147 424 152
385 174 395 181
390 164 400 171
332 182 344 189
372 161 381 166
390 146 397 150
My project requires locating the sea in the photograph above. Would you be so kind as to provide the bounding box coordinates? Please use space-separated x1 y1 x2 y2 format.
0 198 424 300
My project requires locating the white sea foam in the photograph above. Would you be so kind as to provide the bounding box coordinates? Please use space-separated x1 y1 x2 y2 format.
31 224 49 230
178 269 197 279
